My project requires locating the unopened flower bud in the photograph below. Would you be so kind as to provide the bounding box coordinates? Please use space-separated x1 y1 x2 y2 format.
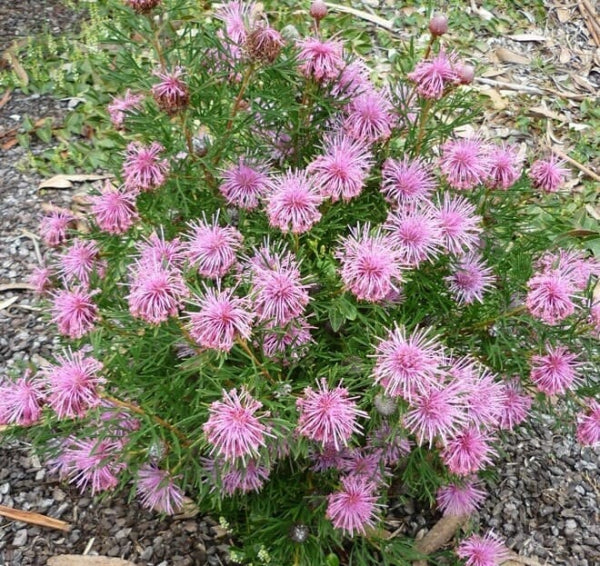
289 523 310 543
310 0 328 21
455 62 475 85
429 14 448 37
374 393 397 416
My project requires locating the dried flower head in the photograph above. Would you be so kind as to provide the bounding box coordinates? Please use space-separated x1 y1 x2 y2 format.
151 66 190 114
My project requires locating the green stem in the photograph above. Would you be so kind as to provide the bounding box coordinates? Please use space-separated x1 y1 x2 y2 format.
414 98 433 155
236 338 276 384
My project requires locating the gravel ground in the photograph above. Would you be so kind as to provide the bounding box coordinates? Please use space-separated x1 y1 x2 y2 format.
1 1 599 566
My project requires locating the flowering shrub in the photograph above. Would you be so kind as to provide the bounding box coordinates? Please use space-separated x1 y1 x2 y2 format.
3 1 600 564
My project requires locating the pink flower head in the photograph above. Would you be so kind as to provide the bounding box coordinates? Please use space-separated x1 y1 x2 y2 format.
404 381 469 446
184 214 243 278
0 371 45 426
58 239 102 288
124 0 161 14
297 37 344 82
52 437 125 495
203 388 272 461
408 49 458 100
526 270 576 325
590 301 600 338
437 478 486 517
330 59 371 100
137 465 184 515
245 24 284 63
435 194 482 255
445 253 495 305
107 89 144 128
151 66 189 114
380 156 436 204
216 1 254 45
296 379 368 450
486 142 523 190
266 170 323 234
137 231 185 269
91 181 139 235
576 400 600 446
456 363 506 428
122 141 169 192
530 344 580 395
371 325 442 400
222 459 271 495
366 424 412 467
457 531 510 566
261 318 313 362
29 265 53 295
441 426 497 475
39 209 76 247
51 287 99 339
307 134 373 202
343 88 395 143
326 475 379 536
341 448 388 486
41 348 104 419
529 155 569 193
439 138 490 190
309 444 349 472
251 250 311 325
219 158 270 210
498 379 531 430
186 286 254 352
384 205 442 267
336 223 403 303
127 259 189 324
538 249 600 292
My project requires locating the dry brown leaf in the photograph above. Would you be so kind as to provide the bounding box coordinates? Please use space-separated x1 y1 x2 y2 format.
47 557 136 566
0 297 19 310
559 47 572 64
556 7 571 23
38 174 112 190
173 496 200 519
413 514 467 559
528 105 565 121
494 47 531 65
0 89 11 110
2 137 18 151
478 87 508 110
470 1 494 21
508 33 547 42
323 3 395 31
571 73 597 92
3 50 28 85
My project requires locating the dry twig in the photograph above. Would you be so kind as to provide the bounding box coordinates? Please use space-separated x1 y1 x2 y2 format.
552 147 600 183
0 504 70 532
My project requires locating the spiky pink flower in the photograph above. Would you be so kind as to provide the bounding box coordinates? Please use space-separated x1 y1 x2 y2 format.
184 215 243 278
408 50 458 99
137 231 185 269
307 135 373 202
296 379 368 450
107 89 144 128
371 325 442 400
297 37 344 82
91 182 139 234
203 388 272 461
384 205 442 266
441 427 497 475
41 348 104 419
498 379 531 430
336 223 403 303
122 142 169 192
445 253 495 305
222 460 271 495
343 89 395 143
457 531 510 566
136 465 184 515
261 318 313 362
529 155 569 193
127 259 189 324
326 475 379 536
341 448 388 485
486 143 523 190
530 344 580 395
51 437 125 495
58 239 101 288
366 424 411 467
0 371 45 426
439 138 490 190
29 266 53 295
219 158 270 210
216 0 254 44
330 59 371 99
380 157 436 204
404 382 468 446
437 478 486 517
151 66 189 114
39 209 76 247
435 194 482 255
537 249 600 292
310 444 349 472
51 287 99 339
251 251 311 325
266 170 324 234
526 271 576 325
186 287 254 352
456 363 506 428
576 400 600 446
